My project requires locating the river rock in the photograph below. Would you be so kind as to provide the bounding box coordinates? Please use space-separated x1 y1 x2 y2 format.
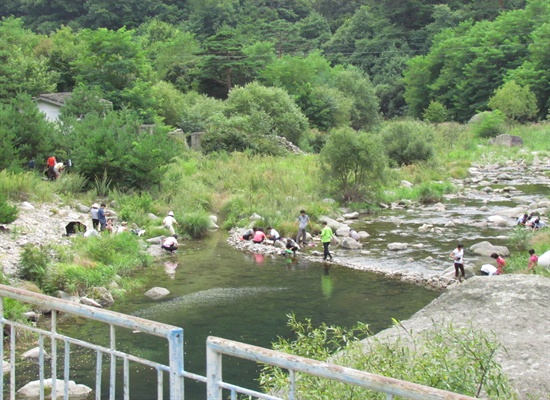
357 231 370 239
208 215 219 230
80 297 102 308
418 224 432 233
470 241 510 257
339 237 362 250
487 215 509 227
336 226 350 236
148 213 160 220
342 212 359 219
489 134 523 147
3 360 9 373
20 202 35 210
318 216 341 230
22 347 51 363
387 243 408 251
538 251 550 268
400 180 413 188
83 229 99 238
249 213 262 222
444 221 455 227
145 287 170 300
89 287 115 307
17 378 92 399
146 236 163 244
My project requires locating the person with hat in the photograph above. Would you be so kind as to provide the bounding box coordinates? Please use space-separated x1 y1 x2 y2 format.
90 203 100 230
163 211 178 235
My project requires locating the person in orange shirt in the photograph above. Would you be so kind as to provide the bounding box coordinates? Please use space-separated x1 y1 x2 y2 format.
490 253 506 274
46 156 56 180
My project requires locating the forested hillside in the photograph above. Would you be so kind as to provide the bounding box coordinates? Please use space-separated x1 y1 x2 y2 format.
0 0 548 189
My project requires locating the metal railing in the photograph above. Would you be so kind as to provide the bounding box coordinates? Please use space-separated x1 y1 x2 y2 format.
1 285 476 400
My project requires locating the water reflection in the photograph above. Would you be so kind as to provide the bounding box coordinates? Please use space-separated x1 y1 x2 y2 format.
321 265 333 299
163 260 178 278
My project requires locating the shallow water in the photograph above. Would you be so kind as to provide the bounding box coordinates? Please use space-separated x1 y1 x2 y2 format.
29 232 439 399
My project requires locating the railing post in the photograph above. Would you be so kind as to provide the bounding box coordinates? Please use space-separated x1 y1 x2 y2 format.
206 341 222 400
168 328 184 399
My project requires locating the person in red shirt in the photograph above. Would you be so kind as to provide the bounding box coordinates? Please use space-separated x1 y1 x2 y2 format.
528 249 538 271
252 228 266 244
490 253 506 274
46 156 56 180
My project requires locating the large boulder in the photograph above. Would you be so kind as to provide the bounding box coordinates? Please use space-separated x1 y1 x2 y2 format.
470 241 510 257
336 226 351 236
538 250 550 268
489 134 523 147
17 378 92 399
339 237 362 250
487 215 509 227
318 216 341 230
342 212 359 219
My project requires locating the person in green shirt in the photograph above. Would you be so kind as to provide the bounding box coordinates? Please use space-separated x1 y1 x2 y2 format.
320 221 333 261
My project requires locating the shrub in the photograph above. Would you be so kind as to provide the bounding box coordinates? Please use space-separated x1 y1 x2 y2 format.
471 110 506 138
423 100 449 123
19 245 50 285
261 315 516 399
380 120 435 166
180 211 211 239
0 194 18 224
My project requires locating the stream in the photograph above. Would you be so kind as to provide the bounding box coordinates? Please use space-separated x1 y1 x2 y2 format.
18 160 550 399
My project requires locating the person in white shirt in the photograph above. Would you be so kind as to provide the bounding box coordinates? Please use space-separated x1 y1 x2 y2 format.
449 243 465 282
266 226 281 245
161 235 179 254
162 211 178 235
480 264 498 276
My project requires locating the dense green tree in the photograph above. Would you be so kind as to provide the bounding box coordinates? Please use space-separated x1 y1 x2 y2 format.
150 81 187 127
423 100 449 123
488 80 538 122
380 120 435 166
0 93 55 170
71 27 156 118
319 127 387 202
178 91 225 134
60 85 112 121
0 18 58 101
58 110 183 190
404 7 536 121
224 82 309 144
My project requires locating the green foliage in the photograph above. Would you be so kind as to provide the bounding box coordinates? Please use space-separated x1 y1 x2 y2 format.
380 120 435 166
0 93 56 170
60 85 112 121
224 82 309 144
179 211 211 239
488 81 539 123
423 100 449 123
0 18 58 100
320 128 387 202
261 316 516 399
471 111 507 138
57 110 184 190
0 193 18 224
53 173 88 195
0 170 53 202
19 245 50 285
2 297 31 321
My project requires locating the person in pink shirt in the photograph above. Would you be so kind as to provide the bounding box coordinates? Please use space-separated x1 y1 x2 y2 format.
490 253 506 274
252 228 266 244
527 249 538 271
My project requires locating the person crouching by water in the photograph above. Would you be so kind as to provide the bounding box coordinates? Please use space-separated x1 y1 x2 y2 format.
490 253 506 274
252 228 266 244
266 226 281 245
286 238 300 256
162 235 179 255
242 227 257 240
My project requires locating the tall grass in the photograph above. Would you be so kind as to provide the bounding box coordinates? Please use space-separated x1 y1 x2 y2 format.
0 170 54 201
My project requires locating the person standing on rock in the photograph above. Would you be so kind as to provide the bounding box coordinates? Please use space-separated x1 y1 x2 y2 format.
528 249 538 271
90 203 100 230
295 210 310 246
98 203 107 231
321 221 333 261
450 243 465 282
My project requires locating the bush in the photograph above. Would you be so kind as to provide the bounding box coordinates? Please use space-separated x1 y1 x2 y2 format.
19 245 49 285
380 120 435 166
0 194 18 224
180 211 211 239
470 110 506 138
261 315 516 399
423 100 449 123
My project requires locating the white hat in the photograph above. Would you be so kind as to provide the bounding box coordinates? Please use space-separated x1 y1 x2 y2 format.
92 203 99 208
168 211 174 216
